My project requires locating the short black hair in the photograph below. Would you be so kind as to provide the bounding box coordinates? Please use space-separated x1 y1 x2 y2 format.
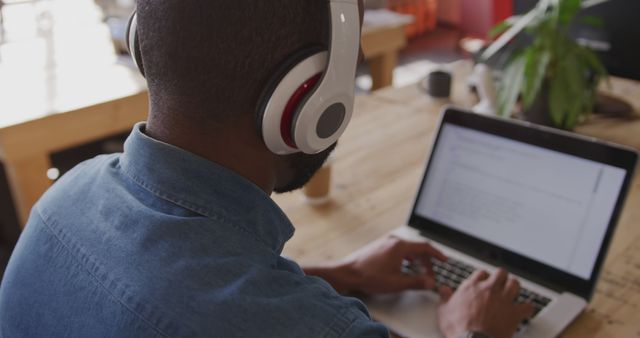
136 0 329 126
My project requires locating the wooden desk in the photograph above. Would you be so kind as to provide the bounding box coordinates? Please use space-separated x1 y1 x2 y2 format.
0 66 147 225
0 0 147 225
275 61 640 337
362 14 410 91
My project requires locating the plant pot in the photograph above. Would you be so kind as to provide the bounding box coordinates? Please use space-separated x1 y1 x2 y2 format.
521 86 560 129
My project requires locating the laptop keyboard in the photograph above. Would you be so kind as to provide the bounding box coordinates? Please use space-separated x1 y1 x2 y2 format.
402 258 552 324
430 258 552 321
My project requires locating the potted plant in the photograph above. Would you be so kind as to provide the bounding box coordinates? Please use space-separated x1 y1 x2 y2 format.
485 0 608 130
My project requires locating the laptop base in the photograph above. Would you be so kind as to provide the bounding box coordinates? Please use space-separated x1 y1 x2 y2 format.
359 226 586 338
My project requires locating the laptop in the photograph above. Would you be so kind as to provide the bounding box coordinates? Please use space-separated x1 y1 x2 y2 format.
360 108 638 338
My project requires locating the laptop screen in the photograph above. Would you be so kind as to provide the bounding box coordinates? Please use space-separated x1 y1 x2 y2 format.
414 123 627 280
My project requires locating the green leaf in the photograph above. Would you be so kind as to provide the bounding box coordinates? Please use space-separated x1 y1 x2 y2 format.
564 54 586 94
489 20 513 39
573 44 608 76
580 15 604 28
559 0 581 24
498 56 526 118
549 76 568 127
565 71 585 129
565 85 586 129
564 98 582 129
522 48 551 108
550 51 589 129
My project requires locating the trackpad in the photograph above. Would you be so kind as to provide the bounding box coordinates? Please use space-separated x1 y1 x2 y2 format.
363 290 442 338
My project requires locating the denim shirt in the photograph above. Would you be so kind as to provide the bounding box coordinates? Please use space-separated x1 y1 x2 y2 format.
0 123 388 338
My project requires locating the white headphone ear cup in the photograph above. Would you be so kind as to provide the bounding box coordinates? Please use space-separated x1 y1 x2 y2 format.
292 0 360 154
260 52 328 155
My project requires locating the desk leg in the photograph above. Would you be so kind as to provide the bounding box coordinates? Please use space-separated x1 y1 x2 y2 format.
368 52 398 91
4 155 52 228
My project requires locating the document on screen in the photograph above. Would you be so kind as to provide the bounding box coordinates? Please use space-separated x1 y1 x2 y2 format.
416 124 626 280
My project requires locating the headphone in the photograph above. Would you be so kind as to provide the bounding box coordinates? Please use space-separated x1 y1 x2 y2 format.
126 1 360 155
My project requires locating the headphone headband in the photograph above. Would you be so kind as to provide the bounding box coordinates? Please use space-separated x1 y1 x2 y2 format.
126 1 361 155
125 12 144 77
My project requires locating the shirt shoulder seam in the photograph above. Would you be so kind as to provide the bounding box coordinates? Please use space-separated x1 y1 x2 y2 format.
120 164 280 254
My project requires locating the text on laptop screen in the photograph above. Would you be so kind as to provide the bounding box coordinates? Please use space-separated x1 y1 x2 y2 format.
416 123 626 280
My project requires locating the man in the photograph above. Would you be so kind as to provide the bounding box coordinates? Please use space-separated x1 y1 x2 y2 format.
0 1 533 337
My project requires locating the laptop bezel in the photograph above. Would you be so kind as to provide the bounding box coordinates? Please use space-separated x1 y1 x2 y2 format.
408 108 638 300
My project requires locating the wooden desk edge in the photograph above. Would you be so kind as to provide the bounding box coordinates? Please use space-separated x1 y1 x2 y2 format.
0 90 149 226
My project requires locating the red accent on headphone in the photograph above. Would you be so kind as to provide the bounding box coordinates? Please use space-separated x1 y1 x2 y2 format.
280 73 323 149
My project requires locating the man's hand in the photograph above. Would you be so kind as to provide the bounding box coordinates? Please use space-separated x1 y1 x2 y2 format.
437 269 535 338
304 236 447 295
347 236 447 294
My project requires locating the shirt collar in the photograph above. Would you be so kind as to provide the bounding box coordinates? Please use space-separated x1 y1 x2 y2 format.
120 122 294 253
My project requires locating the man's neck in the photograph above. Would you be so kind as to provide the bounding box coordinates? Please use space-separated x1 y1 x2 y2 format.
145 117 276 194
